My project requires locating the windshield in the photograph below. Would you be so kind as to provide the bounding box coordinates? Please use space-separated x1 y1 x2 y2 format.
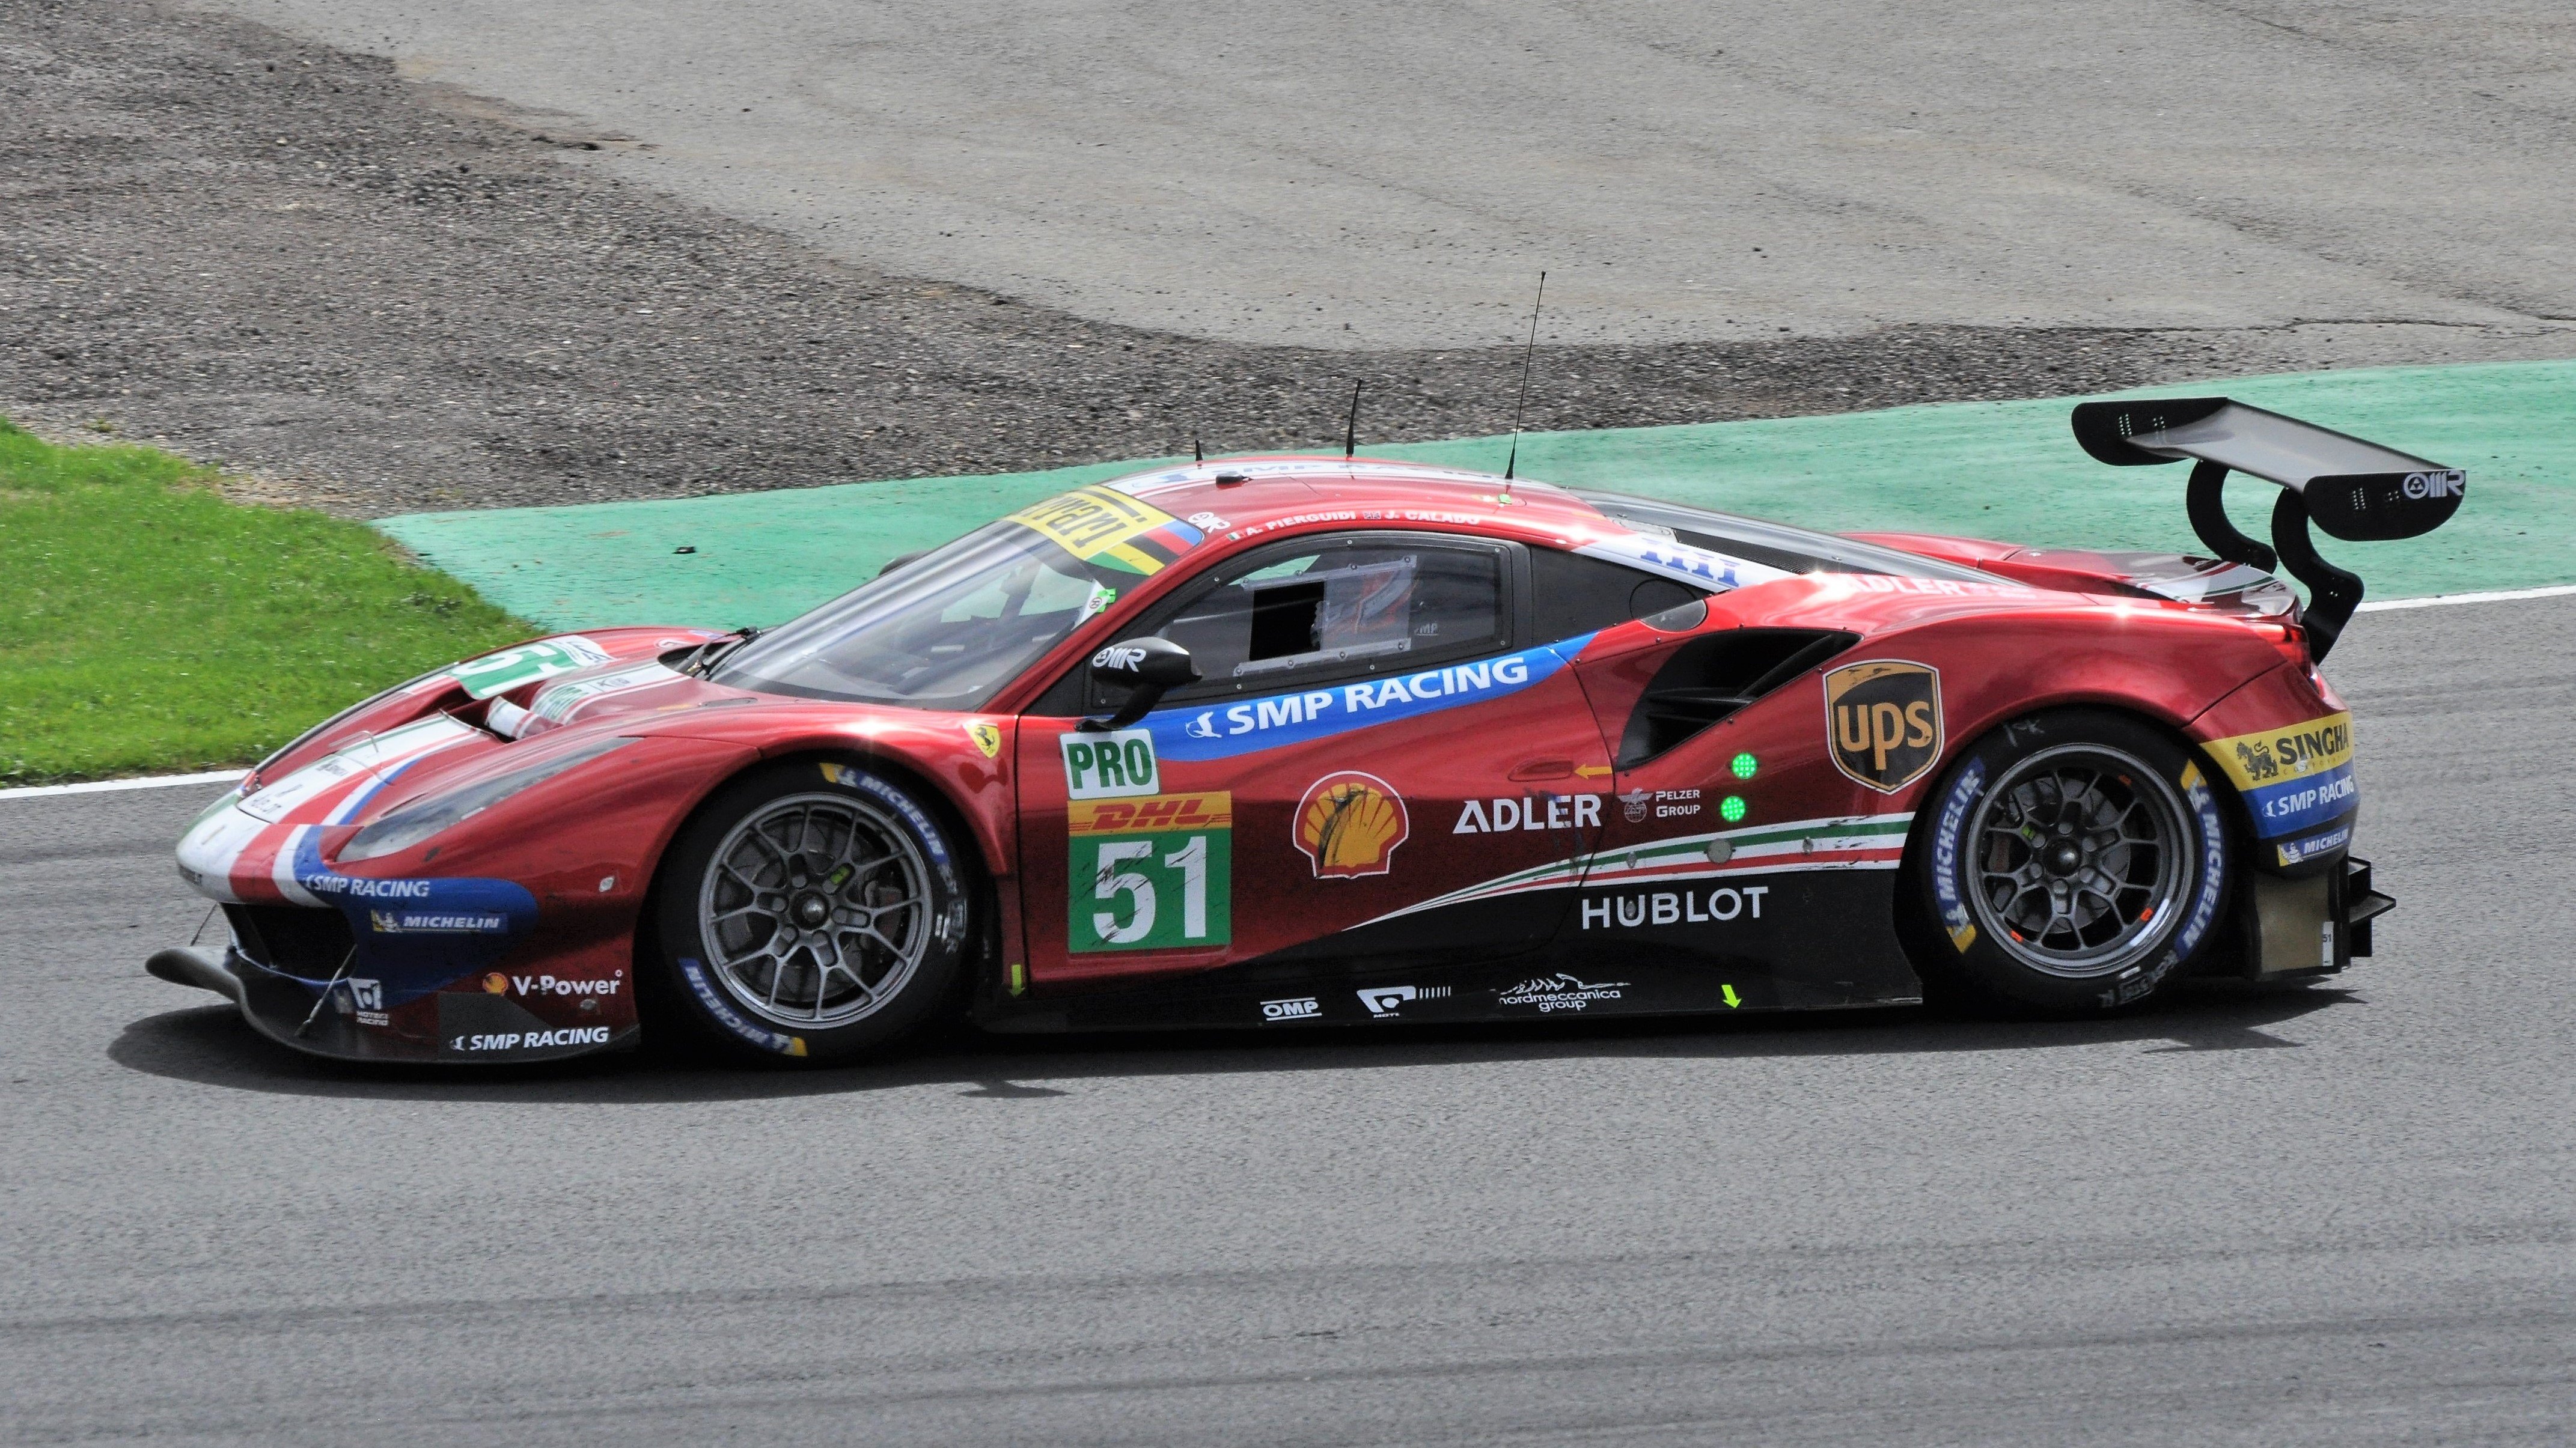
1573 490 2007 584
710 519 1136 708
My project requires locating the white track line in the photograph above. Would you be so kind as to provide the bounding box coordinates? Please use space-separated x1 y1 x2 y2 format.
2354 583 2576 613
3 583 2568 803
0 769 243 802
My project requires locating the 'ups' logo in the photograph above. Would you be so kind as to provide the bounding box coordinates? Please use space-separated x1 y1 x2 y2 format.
1824 660 1943 793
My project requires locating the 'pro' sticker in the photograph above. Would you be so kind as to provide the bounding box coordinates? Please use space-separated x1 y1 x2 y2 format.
1061 729 1159 799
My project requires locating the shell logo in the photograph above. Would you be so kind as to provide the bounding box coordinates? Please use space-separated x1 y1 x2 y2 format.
1294 771 1409 879
482 972 510 994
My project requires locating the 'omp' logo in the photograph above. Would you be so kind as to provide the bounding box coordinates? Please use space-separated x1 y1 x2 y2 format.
1295 772 1409 878
1823 660 1943 793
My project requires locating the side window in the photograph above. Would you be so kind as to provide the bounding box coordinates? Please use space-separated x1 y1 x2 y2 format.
1093 534 1511 705
1528 546 1706 643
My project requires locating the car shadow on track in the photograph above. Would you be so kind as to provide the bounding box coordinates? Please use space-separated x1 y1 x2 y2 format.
108 979 2358 1104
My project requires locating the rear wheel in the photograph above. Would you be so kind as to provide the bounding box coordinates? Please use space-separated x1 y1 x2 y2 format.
651 759 973 1063
1906 708 2231 1013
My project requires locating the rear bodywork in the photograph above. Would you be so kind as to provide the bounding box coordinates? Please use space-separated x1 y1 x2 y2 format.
154 404 2423 1060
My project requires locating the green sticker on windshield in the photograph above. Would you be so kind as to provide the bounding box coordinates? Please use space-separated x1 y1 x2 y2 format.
445 636 615 699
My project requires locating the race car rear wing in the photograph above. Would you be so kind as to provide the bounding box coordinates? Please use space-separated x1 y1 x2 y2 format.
2069 398 2465 659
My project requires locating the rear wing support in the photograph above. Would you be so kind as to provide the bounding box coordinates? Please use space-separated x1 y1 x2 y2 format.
2071 398 2465 660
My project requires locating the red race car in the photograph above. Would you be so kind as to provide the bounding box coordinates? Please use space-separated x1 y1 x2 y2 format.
152 398 2449 1065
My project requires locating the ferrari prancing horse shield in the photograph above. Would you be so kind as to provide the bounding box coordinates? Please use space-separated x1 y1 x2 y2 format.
1823 660 1943 794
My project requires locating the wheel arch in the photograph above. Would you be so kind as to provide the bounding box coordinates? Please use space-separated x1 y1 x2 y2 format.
1891 698 2251 1003
629 746 1002 1054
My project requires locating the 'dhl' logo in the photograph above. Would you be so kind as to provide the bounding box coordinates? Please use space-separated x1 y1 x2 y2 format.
1823 660 1943 793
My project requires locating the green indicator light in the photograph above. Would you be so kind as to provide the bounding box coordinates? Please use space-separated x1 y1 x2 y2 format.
1720 795 1748 823
1730 752 1759 780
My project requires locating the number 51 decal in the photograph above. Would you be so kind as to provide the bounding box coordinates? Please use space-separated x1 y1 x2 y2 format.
1067 792 1233 952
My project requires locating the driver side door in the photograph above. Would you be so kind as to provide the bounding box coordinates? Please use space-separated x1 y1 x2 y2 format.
1013 531 1613 995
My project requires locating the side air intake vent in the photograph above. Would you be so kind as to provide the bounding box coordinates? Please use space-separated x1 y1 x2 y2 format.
1617 629 1858 768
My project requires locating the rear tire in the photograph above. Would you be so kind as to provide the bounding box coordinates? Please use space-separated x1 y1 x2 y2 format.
1904 708 2231 1014
650 759 974 1065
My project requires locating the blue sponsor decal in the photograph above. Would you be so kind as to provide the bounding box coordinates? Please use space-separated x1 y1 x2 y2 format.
368 910 511 934
1576 535 1781 591
2243 761 2358 839
1147 636 1591 762
2276 823 2352 867
273 771 539 1006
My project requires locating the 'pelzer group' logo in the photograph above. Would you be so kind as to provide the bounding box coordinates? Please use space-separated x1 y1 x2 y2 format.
1824 660 1943 794
1295 771 1409 878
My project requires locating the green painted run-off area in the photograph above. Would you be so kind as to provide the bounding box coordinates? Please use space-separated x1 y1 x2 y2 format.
380 360 2576 632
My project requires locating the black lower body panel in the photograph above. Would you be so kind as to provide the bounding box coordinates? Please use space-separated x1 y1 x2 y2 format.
985 870 1924 1033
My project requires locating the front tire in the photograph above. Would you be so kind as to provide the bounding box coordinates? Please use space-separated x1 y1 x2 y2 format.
1905 708 2231 1014
651 759 974 1064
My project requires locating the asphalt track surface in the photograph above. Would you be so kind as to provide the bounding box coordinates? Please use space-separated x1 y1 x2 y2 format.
180 0 2576 349
4 595 2569 1446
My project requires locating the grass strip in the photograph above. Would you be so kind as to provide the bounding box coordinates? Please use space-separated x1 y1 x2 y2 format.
0 419 529 785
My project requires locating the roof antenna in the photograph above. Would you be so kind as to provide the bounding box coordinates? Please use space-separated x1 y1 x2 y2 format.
1501 269 1547 484
1193 431 1204 463
1343 379 1363 460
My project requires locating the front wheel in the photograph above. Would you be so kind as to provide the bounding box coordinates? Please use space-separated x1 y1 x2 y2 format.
650 759 974 1064
1905 708 2232 1014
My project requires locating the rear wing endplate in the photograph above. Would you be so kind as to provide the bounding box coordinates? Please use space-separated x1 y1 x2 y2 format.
2069 398 2466 659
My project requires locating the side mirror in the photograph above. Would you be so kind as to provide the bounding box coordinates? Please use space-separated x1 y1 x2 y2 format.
1079 637 1199 732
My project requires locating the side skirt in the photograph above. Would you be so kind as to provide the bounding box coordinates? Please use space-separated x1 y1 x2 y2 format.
978 870 1924 1033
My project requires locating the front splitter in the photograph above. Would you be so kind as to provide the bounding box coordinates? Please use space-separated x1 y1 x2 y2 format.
146 944 638 1065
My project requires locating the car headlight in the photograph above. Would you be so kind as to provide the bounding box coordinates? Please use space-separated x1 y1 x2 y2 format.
338 737 639 863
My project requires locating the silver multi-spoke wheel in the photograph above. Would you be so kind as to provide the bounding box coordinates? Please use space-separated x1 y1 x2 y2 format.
694 791 933 1028
1966 744 2191 980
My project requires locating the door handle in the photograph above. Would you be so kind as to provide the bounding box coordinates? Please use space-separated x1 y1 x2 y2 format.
1508 759 1573 781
